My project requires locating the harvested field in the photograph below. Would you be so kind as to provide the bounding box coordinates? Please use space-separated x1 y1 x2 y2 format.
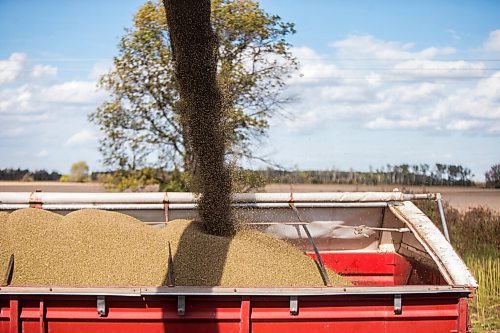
0 208 349 287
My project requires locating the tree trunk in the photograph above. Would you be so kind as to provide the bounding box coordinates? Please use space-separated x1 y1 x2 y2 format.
163 0 235 236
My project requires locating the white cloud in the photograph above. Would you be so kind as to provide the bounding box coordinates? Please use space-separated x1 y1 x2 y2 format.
89 61 112 80
444 120 482 131
0 53 27 84
0 85 33 113
40 81 105 104
65 129 96 146
31 64 58 79
0 126 26 138
391 60 485 80
364 117 432 130
376 83 444 104
283 34 500 135
329 35 455 61
484 29 500 52
36 149 49 158
287 47 343 84
446 29 461 41
433 72 500 124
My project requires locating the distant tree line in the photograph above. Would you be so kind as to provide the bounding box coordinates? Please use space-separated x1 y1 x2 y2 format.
257 163 476 187
0 168 62 181
2 162 494 189
485 164 500 188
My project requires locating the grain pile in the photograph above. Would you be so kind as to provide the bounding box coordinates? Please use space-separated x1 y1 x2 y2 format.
0 208 350 287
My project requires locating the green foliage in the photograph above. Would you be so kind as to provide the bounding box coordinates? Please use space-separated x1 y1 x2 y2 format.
231 168 267 192
158 168 190 192
89 0 297 185
97 168 190 192
59 175 70 182
68 161 90 183
98 168 164 192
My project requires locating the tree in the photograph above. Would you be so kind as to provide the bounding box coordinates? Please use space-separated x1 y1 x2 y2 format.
68 161 90 183
485 164 500 188
89 0 297 189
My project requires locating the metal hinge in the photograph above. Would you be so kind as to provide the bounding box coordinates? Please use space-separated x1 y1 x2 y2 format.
394 294 402 315
177 295 185 316
290 296 299 315
97 296 107 317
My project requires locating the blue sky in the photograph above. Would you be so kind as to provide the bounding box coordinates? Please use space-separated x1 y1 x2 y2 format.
1 1 499 179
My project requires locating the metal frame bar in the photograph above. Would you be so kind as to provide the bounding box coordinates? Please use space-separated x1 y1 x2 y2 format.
0 191 437 204
0 202 391 210
288 201 331 287
436 193 451 242
0 285 471 297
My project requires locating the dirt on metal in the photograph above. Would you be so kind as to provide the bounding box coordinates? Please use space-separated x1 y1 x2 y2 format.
0 208 350 287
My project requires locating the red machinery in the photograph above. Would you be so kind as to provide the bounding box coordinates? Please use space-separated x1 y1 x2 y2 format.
0 192 477 332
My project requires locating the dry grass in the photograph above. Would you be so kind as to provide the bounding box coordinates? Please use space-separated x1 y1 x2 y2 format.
416 201 500 332
465 255 500 332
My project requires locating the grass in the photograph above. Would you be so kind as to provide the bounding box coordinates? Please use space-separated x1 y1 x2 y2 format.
416 201 500 332
465 254 500 331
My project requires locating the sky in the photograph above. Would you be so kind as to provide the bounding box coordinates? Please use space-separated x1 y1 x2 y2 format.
0 0 499 180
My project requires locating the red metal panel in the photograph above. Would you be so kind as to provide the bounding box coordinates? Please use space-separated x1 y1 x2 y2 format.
0 294 470 333
307 252 414 286
316 252 395 275
46 322 240 333
0 299 8 333
8 299 18 333
457 297 469 333
251 295 460 333
239 297 250 333
39 299 45 333
393 252 413 285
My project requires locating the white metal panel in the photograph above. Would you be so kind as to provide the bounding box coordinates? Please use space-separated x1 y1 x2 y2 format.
0 191 434 205
390 202 477 287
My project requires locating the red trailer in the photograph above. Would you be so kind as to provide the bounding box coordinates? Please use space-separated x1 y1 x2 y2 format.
0 192 477 333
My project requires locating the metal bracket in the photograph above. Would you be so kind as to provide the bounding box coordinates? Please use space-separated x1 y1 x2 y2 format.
97 296 107 317
163 192 169 223
166 242 175 287
394 294 402 315
354 225 410 238
28 191 43 209
177 295 185 316
290 296 299 315
2 254 14 286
